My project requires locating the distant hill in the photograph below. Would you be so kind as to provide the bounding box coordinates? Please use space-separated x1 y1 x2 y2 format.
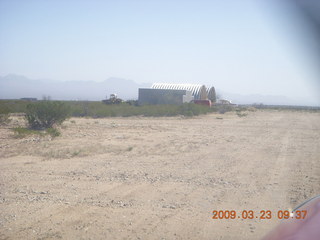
219 91 297 106
0 74 149 100
1 74 317 106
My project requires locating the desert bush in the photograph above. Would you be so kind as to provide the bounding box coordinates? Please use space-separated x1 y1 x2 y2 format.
0 100 30 113
212 105 234 114
46 127 61 137
247 107 257 112
236 112 248 117
66 101 211 118
125 100 139 106
12 127 61 138
178 103 206 116
25 101 70 129
0 114 11 125
235 108 248 117
1 99 225 119
0 105 11 125
12 127 43 138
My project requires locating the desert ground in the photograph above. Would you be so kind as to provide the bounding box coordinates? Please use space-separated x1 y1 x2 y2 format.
0 109 320 240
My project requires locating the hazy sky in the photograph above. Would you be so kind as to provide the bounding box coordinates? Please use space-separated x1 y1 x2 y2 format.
0 0 319 105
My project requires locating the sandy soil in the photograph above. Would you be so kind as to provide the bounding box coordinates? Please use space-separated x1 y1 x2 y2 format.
0 109 319 240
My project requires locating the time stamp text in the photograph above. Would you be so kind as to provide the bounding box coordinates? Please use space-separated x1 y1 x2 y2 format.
212 210 307 220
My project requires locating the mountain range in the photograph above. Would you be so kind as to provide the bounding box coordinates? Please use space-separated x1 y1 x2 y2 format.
0 74 315 106
0 74 149 101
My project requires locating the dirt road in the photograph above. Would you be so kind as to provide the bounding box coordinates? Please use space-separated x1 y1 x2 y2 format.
1 109 319 239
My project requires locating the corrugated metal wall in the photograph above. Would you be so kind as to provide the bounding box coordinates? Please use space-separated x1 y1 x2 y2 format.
138 88 193 105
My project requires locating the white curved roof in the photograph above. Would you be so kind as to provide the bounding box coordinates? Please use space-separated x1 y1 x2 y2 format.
151 83 208 100
207 86 216 102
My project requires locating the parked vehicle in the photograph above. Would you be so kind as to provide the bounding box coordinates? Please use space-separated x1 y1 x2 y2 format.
102 94 123 104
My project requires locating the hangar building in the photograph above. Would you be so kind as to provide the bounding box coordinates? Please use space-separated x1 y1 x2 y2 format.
138 83 215 105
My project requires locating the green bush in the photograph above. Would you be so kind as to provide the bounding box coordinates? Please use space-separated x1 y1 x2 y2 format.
0 100 217 119
12 127 43 138
64 101 212 118
25 101 70 129
0 105 11 125
0 114 11 125
46 127 61 137
212 105 234 114
12 127 60 138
